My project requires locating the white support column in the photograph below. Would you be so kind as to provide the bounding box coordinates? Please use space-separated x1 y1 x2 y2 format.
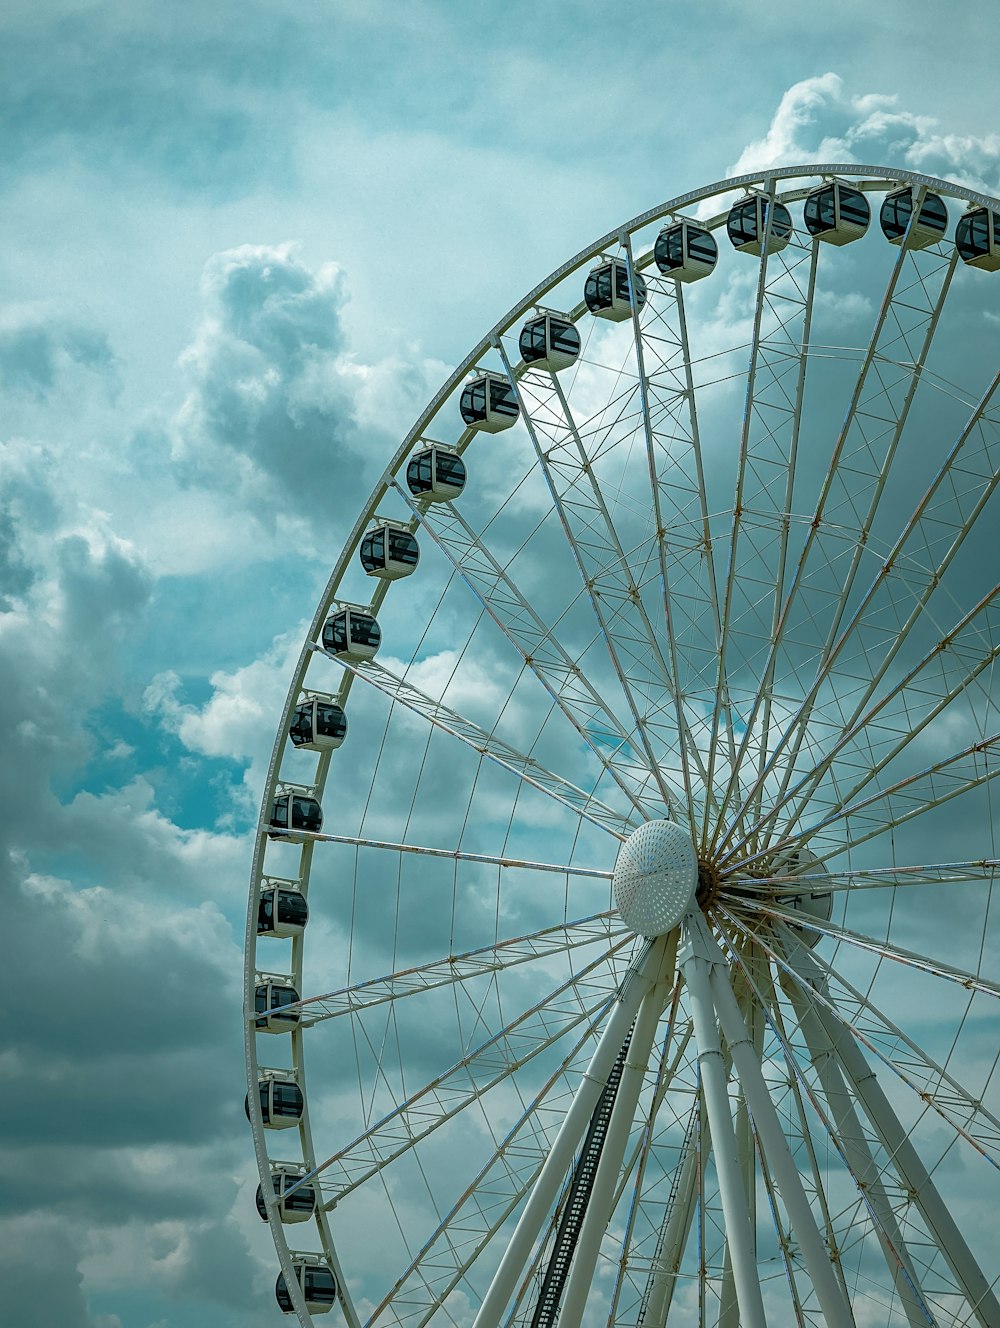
781 970 932 1328
784 939 1000 1328
679 915 768 1328
471 941 658 1328
692 912 855 1328
714 976 856 1328
558 937 676 1328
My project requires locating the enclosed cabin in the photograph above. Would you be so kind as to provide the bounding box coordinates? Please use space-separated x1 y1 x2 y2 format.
359 520 419 582
803 180 871 246
727 194 793 257
276 1258 338 1315
956 207 1000 271
406 444 467 502
257 883 308 938
519 312 581 372
268 790 323 839
654 220 718 282
254 978 301 1033
289 697 347 752
879 186 948 249
584 257 647 322
256 1165 317 1224
460 371 519 433
321 606 381 661
246 1071 304 1130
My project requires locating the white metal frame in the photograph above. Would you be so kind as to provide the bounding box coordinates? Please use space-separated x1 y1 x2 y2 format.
245 165 1000 1328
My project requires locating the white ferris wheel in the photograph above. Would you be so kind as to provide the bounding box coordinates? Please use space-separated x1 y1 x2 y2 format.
244 164 1000 1328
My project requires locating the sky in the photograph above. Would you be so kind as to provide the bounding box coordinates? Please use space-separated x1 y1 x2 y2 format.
3 3 1000 1326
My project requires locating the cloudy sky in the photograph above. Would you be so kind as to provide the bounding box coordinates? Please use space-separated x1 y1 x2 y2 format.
3 3 1000 1326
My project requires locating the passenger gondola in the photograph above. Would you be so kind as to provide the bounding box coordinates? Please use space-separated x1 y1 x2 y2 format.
406 444 467 501
254 979 301 1032
584 257 647 321
256 1166 317 1223
460 371 519 433
359 521 419 581
257 883 308 938
879 186 948 249
803 181 870 245
654 220 718 281
956 207 1000 271
321 606 381 660
727 195 793 256
276 1258 338 1314
268 791 323 838
245 1073 304 1130
290 697 347 751
519 312 582 371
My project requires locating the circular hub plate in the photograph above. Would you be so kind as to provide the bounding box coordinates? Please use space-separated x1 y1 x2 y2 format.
613 819 698 937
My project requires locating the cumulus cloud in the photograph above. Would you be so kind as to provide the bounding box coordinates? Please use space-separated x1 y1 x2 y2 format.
730 73 1000 195
0 305 117 401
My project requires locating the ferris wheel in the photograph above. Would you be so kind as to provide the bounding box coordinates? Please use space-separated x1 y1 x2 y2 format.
244 164 1000 1328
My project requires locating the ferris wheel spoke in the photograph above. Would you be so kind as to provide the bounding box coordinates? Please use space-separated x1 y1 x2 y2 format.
744 919 1000 1168
708 222 820 846
750 729 1000 864
332 655 638 840
390 475 663 819
735 368 1000 853
727 896 1000 998
621 231 719 828
720 231 960 852
730 858 1000 896
366 1008 610 1328
271 828 614 882
726 584 1000 860
490 335 686 818
308 943 632 1210
275 913 624 1028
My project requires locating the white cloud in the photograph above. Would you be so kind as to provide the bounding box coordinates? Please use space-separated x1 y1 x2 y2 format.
730 73 1000 195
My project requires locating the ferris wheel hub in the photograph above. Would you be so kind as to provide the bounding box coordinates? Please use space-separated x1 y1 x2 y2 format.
613 819 698 937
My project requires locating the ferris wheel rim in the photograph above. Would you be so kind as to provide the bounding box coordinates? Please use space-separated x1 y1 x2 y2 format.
244 162 1000 1328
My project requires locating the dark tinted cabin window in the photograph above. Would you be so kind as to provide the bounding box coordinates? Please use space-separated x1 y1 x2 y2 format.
489 379 518 417
957 209 994 260
272 1082 303 1115
387 530 419 565
436 454 466 486
349 613 380 649
289 705 312 746
839 187 869 228
520 319 547 360
550 320 580 356
687 229 717 264
728 200 758 245
257 891 275 931
304 1268 338 1301
324 613 348 652
805 189 836 232
292 796 321 832
316 703 346 739
276 890 308 927
769 203 792 239
920 193 948 231
460 382 487 421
